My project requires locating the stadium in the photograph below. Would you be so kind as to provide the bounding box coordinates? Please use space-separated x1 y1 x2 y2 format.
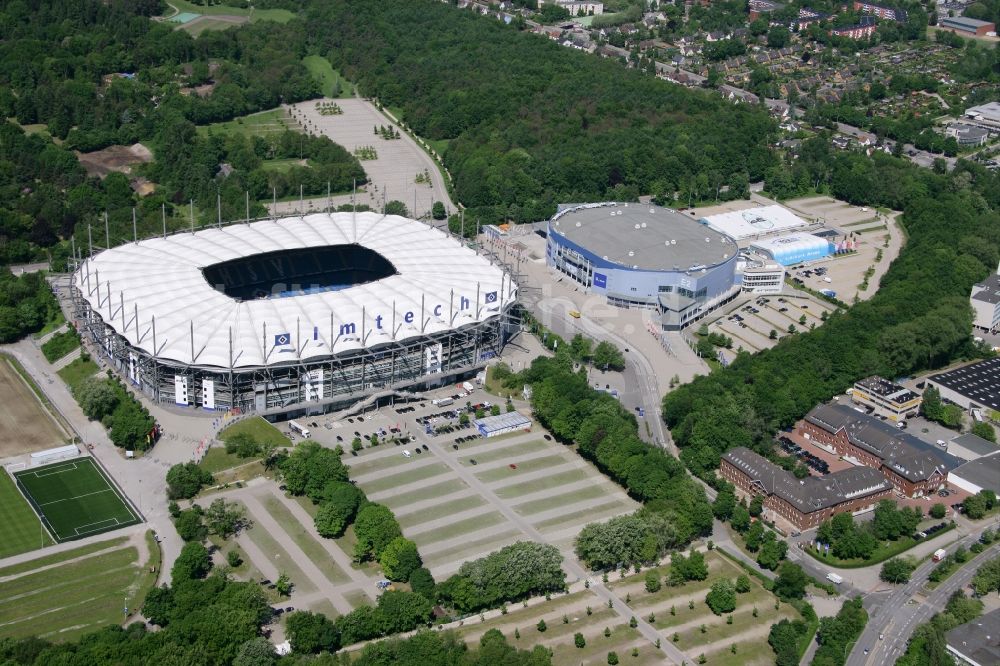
72 212 517 416
546 202 741 329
